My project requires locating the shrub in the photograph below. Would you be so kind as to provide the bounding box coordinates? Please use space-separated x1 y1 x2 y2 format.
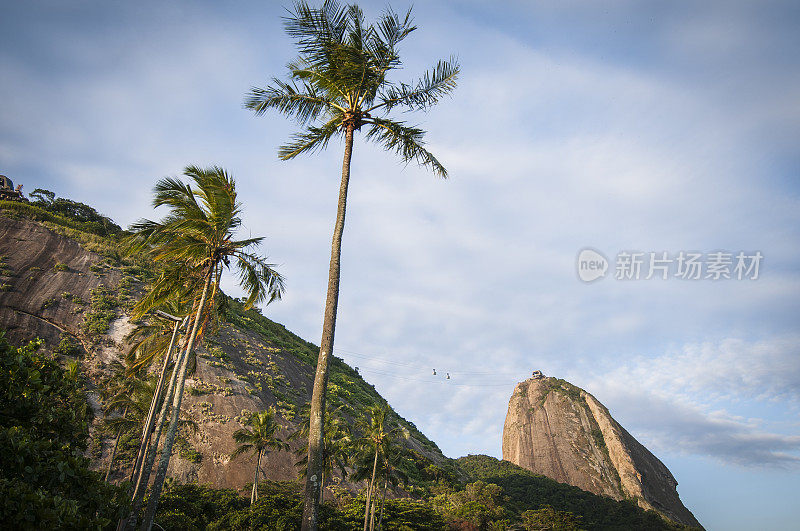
53 333 81 358
0 331 126 528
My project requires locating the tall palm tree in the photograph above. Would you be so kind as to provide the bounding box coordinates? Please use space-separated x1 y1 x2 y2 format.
290 405 351 493
123 165 285 531
232 407 290 504
245 4 458 527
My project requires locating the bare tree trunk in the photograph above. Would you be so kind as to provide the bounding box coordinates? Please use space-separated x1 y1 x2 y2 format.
251 449 260 505
364 445 379 531
377 478 388 530
104 406 128 482
302 124 355 531
129 319 182 488
140 272 212 531
121 329 186 530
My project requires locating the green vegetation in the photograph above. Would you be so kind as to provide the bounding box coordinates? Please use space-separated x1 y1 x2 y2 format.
82 284 119 336
0 255 11 276
0 331 125 529
53 333 82 358
53 261 69 272
40 297 57 310
457 455 695 530
150 482 448 531
1 192 121 237
28 188 122 236
176 438 203 464
539 377 584 407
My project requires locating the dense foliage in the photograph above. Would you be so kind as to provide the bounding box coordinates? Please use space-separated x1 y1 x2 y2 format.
457 455 696 530
153 482 448 531
28 188 122 236
0 331 124 529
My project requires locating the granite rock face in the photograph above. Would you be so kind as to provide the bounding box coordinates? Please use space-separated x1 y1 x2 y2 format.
502 374 701 528
0 214 446 495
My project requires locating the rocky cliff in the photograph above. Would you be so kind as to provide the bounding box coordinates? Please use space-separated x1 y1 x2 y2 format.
502 373 701 528
0 210 447 493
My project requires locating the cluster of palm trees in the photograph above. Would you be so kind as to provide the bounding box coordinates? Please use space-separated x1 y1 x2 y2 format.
105 0 456 528
110 166 284 531
232 404 409 531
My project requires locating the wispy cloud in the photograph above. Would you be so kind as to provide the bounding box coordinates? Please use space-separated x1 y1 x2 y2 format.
581 336 800 467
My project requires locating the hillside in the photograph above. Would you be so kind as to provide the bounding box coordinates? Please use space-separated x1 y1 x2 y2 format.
0 198 451 495
458 455 699 531
1 195 703 529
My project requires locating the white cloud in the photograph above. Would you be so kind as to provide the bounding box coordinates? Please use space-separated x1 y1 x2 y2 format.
579 336 800 467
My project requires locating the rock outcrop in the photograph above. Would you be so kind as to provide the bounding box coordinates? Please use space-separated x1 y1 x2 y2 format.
502 373 701 528
0 213 446 493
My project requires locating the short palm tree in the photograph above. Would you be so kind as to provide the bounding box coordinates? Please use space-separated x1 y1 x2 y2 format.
245 4 458 527
232 407 290 504
122 165 285 531
352 405 408 531
373 441 409 531
100 359 146 482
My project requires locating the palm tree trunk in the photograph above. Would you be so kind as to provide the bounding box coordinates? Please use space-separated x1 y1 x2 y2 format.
129 319 183 488
121 331 186 531
104 406 128 482
377 478 388 530
302 123 355 531
364 444 379 531
140 271 213 531
251 449 260 504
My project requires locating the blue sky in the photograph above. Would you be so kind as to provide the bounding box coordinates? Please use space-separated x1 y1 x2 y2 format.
1 1 799 529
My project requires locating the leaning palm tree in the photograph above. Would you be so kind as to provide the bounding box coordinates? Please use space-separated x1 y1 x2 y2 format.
123 165 284 531
232 407 290 504
245 3 458 527
123 302 188 496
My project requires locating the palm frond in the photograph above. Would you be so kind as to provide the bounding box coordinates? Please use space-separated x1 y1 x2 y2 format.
278 117 342 160
245 78 342 123
373 58 459 112
364 117 448 177
234 251 285 309
284 0 348 57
